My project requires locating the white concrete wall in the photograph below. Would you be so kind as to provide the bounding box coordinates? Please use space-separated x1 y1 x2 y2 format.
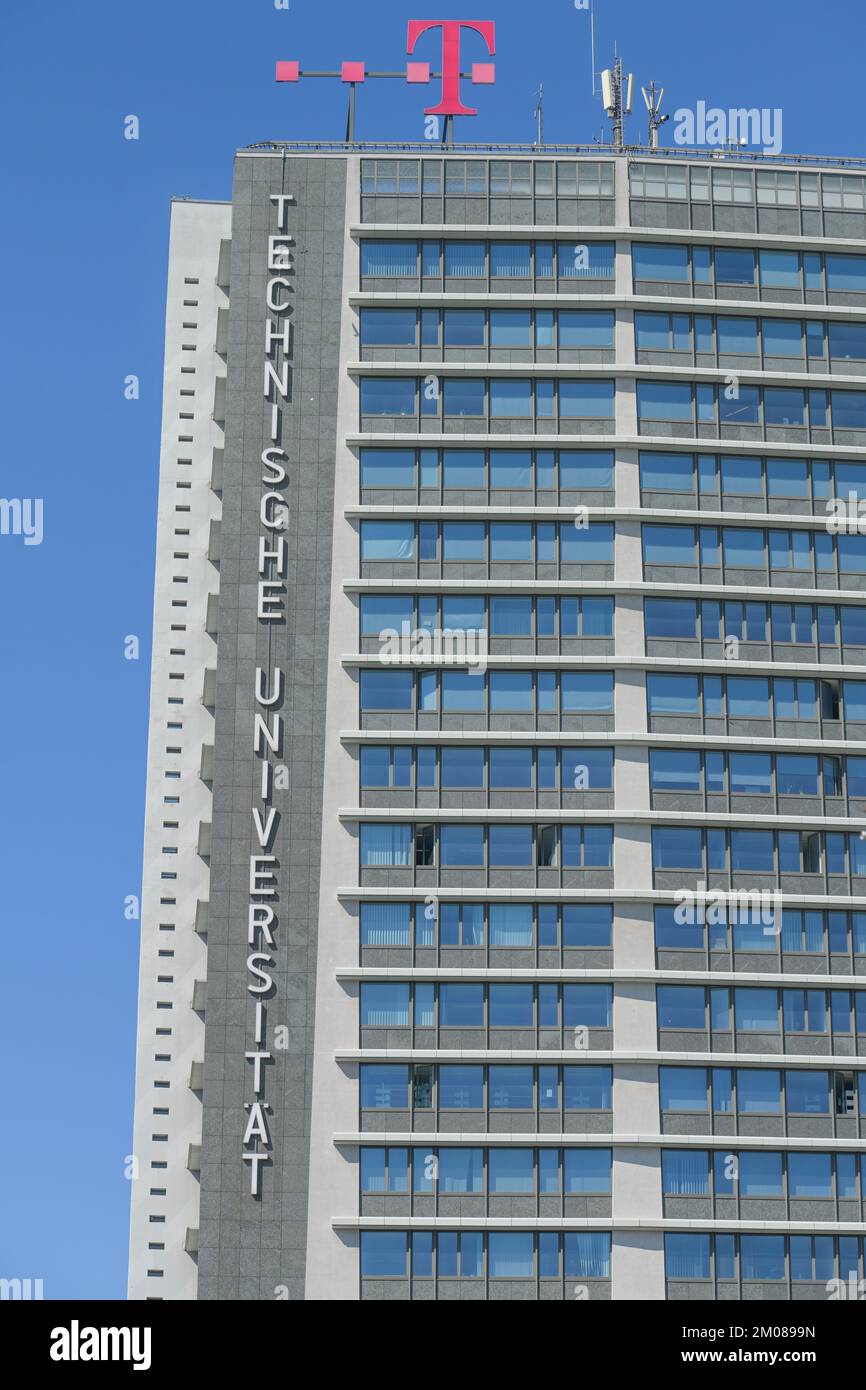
128 199 230 1300
305 157 363 1300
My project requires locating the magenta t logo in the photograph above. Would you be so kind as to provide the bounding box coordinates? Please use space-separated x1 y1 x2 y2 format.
406 20 496 116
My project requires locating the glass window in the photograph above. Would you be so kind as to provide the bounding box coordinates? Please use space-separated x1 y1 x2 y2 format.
443 309 485 347
441 670 484 711
826 255 866 293
490 379 533 419
443 378 485 417
490 242 531 277
563 1065 611 1109
489 1232 534 1278
765 387 805 426
561 521 614 562
440 825 484 867
715 247 756 286
361 241 417 277
489 450 532 489
660 1067 707 1112
360 308 416 346
632 243 689 281
719 384 759 425
650 749 702 793
489 903 533 947
645 598 698 639
489 310 531 347
489 1065 534 1109
558 242 615 279
437 1065 481 1109
560 670 614 712
718 317 759 355
829 322 866 361
637 382 693 422
489 596 532 635
833 390 866 429
663 1150 710 1195
442 449 484 489
361 449 415 493
488 825 533 867
665 1234 710 1279
559 310 615 348
738 1069 781 1114
489 670 533 712
643 524 695 566
361 1231 406 1277
720 455 762 496
488 1148 534 1193
360 824 411 867
767 457 808 498
361 1064 408 1108
758 249 799 289
786 1070 829 1114
443 241 486 277
788 1152 832 1198
360 378 416 417
361 983 409 1027
559 379 615 418
440 746 484 789
562 904 612 947
647 674 699 715
658 986 705 1029
439 1149 483 1193
762 318 803 357
741 1235 785 1281
640 452 694 493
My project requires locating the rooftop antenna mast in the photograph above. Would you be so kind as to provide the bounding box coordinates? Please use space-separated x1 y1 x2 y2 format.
600 48 633 148
641 79 669 149
533 83 544 145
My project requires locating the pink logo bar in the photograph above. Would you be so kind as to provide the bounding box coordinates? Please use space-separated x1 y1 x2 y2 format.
275 20 496 123
406 19 496 115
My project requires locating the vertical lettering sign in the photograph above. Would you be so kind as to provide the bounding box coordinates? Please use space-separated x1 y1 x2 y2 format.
242 192 294 1196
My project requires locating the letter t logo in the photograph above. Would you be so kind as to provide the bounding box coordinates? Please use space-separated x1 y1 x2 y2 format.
407 20 496 116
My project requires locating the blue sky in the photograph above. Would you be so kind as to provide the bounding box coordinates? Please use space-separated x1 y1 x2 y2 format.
0 0 863 1300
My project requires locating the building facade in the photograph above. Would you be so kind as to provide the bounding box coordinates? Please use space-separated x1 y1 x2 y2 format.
130 145 866 1300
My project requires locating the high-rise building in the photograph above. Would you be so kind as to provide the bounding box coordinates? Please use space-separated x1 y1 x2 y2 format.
129 142 866 1301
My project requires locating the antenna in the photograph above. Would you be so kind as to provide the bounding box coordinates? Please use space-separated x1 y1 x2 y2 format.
599 51 633 148
590 1 597 96
533 83 543 146
641 79 670 149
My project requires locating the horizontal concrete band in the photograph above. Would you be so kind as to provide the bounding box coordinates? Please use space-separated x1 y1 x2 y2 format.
347 505 862 527
339 806 866 828
348 360 866 388
334 1131 866 1151
341 654 866 677
345 577 866 603
348 432 866 459
350 290 866 321
339 886 866 907
334 1216 866 1232
349 222 866 252
336 1048 866 1067
340 730 866 752
336 967 866 986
